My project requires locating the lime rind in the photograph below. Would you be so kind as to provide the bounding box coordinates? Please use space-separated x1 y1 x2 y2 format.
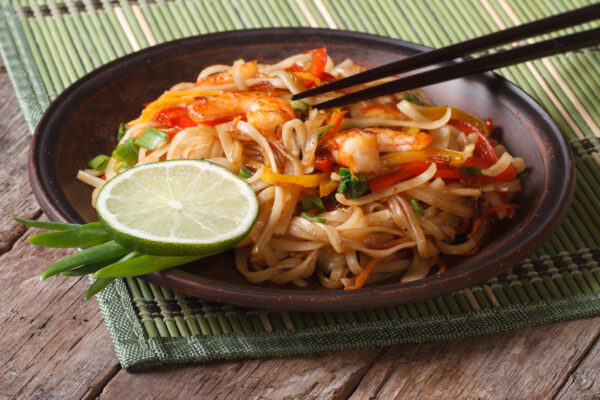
95 159 259 256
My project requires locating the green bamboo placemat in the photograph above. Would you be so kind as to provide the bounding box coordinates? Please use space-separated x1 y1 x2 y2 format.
2 0 600 370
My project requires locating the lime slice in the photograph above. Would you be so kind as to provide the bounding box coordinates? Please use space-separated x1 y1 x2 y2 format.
95 159 258 256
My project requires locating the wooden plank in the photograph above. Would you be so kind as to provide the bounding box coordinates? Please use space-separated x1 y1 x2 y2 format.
0 227 121 399
348 318 600 399
0 70 121 399
554 331 600 399
0 62 42 253
98 349 383 399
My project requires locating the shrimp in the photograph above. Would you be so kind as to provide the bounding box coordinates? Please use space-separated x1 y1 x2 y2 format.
195 60 258 86
326 128 433 173
187 93 295 135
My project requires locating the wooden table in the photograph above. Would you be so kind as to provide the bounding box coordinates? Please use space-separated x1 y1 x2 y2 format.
2 59 600 400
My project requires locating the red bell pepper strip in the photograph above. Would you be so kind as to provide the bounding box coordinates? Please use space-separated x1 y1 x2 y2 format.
314 151 336 173
434 164 517 183
479 163 517 183
448 119 498 166
485 117 494 133
305 47 328 78
433 167 466 180
284 64 303 72
156 107 197 140
368 161 430 192
156 107 196 129
462 157 491 169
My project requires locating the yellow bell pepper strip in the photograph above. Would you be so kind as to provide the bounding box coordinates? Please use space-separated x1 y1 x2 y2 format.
294 71 322 88
380 148 465 167
419 107 489 136
262 167 324 188
319 179 339 197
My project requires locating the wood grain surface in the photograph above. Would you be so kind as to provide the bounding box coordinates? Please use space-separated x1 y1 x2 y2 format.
1 59 600 400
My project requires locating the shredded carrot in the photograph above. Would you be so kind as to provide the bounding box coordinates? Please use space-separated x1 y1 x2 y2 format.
232 116 242 130
430 255 446 274
470 203 518 237
318 110 348 143
368 236 413 250
345 258 382 290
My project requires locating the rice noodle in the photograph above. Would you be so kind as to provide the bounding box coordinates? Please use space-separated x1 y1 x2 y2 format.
78 50 524 291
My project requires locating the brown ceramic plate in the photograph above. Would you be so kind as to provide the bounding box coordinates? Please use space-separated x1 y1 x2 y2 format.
29 28 573 311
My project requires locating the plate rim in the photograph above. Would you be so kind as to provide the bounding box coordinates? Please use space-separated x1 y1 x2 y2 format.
28 27 575 311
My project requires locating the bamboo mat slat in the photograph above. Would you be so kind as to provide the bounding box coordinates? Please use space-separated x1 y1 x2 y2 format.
1 0 600 369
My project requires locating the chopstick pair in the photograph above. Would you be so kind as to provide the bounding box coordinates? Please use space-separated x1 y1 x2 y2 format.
292 3 600 109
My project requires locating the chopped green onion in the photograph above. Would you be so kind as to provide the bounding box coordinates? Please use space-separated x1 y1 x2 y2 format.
117 122 129 141
301 212 326 224
112 138 139 169
134 126 169 150
337 167 369 199
460 166 482 175
88 154 110 171
302 195 326 212
291 99 309 112
411 199 425 216
238 168 254 179
318 124 335 137
403 93 419 104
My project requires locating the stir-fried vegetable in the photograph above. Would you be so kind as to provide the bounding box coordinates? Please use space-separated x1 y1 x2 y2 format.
301 212 326 224
302 195 326 212
318 110 347 142
369 162 430 192
238 168 254 179
411 199 425 216
420 107 489 136
88 154 110 171
337 168 368 199
291 99 309 112
117 122 129 141
262 167 324 187
380 148 465 167
402 93 419 104
112 138 139 170
134 126 169 150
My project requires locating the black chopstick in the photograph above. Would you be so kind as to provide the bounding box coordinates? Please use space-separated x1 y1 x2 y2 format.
290 3 600 106
311 27 600 110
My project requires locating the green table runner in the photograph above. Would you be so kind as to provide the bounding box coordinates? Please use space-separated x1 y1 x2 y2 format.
2 0 600 370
